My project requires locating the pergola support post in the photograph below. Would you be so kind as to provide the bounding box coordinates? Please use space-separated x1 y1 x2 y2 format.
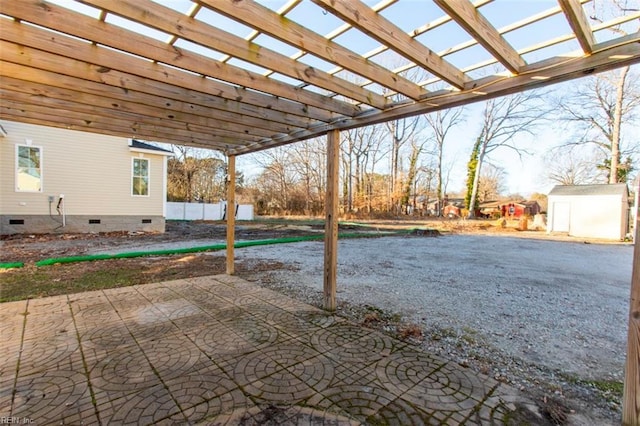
624 178 640 425
323 129 339 311
226 154 236 275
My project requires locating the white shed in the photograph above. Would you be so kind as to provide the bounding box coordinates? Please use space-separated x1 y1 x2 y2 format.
547 184 630 240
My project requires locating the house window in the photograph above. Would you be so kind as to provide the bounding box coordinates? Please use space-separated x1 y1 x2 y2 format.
132 158 149 196
16 145 42 192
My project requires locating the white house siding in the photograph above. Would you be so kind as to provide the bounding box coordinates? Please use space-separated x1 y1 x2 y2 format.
547 184 629 240
0 121 167 234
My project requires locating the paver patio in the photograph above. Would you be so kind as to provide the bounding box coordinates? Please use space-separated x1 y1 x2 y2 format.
1 275 526 425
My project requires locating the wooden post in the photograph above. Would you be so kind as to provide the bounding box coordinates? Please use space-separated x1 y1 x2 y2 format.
624 179 640 425
323 129 339 311
226 155 236 275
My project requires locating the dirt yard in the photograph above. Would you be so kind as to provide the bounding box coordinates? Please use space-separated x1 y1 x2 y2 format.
0 217 584 264
0 218 632 425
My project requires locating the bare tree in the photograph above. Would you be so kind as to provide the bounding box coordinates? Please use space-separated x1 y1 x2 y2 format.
554 2 640 183
553 68 639 183
252 146 297 213
466 92 548 218
385 113 421 213
342 124 387 213
546 148 605 185
167 145 226 203
414 163 437 215
289 138 326 214
477 163 507 202
382 63 428 214
425 107 465 216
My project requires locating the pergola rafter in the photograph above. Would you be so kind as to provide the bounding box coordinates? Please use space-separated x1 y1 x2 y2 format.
434 0 526 74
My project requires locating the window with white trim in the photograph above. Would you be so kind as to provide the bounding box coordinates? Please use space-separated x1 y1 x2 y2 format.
16 144 42 192
132 157 149 196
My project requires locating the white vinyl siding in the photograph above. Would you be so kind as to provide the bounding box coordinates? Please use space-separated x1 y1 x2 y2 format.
132 157 150 196
0 121 165 216
16 144 43 192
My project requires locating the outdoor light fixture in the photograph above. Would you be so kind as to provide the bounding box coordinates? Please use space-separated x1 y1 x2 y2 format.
0 125 7 137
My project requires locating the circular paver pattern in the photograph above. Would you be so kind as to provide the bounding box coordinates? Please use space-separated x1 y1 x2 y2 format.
320 335 394 365
263 310 323 338
12 370 88 423
376 350 447 395
91 348 158 392
102 384 180 425
367 397 437 425
79 323 134 349
108 298 153 317
311 323 374 349
143 337 206 380
18 338 79 374
223 315 281 348
164 365 241 412
128 321 177 341
23 314 72 339
401 365 490 413
235 344 330 402
73 302 119 323
306 384 399 422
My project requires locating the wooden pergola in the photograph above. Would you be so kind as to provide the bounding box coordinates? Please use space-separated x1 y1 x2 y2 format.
1 0 640 422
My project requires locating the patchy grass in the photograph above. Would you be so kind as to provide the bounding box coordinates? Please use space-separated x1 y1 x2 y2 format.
587 379 624 396
559 373 623 404
0 254 289 303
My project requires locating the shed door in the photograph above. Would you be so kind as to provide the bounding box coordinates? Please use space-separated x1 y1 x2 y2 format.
552 202 570 232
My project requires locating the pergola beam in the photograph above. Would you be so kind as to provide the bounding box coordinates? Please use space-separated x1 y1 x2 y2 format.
312 0 468 90
0 88 272 144
0 77 291 139
0 107 239 150
434 0 526 74
558 0 596 54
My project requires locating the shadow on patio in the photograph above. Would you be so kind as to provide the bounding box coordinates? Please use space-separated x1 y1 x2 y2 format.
1 275 531 425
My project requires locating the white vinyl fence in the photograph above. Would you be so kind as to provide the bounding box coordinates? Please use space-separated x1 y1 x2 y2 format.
166 202 254 221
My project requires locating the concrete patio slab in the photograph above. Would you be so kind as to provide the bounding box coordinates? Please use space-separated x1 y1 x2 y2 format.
1 275 526 425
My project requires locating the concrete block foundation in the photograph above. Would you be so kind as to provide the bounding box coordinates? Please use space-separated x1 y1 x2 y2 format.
0 215 165 235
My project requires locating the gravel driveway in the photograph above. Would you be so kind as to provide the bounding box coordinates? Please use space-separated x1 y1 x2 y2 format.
235 234 632 382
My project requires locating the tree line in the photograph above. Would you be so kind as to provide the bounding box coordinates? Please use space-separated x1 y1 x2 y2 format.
165 67 638 218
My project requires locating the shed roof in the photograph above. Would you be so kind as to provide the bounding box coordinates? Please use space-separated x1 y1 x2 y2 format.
548 183 629 197
0 0 638 155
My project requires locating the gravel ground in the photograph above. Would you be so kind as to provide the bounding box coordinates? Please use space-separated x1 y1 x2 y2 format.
231 234 632 424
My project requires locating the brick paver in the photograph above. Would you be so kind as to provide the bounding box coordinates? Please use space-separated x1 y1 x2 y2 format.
1 275 526 424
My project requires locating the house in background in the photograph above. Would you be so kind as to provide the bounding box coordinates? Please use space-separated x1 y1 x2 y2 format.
478 200 541 218
0 121 172 235
442 197 465 218
546 184 629 240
